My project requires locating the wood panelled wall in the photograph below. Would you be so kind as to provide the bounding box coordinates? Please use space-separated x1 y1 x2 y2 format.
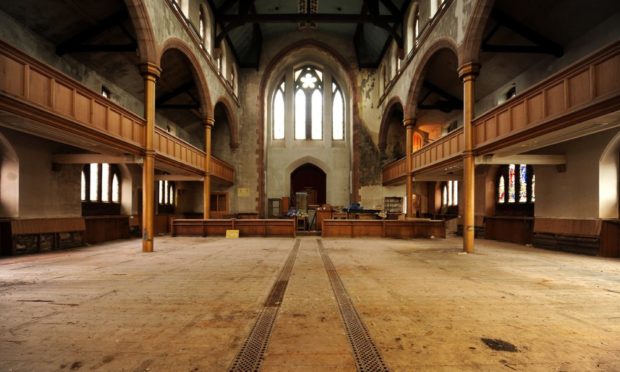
382 157 407 185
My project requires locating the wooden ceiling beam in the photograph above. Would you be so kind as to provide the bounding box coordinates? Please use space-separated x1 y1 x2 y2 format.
56 9 132 55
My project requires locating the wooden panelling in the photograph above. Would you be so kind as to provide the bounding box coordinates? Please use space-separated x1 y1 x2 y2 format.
485 216 533 245
11 218 85 234
84 216 129 244
568 69 590 107
594 55 620 96
471 42 620 152
599 220 620 258
0 40 145 150
171 219 296 238
382 157 407 185
322 219 445 239
533 218 601 236
410 129 463 173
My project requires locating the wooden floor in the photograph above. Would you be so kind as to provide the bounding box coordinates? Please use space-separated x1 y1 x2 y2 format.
0 236 619 371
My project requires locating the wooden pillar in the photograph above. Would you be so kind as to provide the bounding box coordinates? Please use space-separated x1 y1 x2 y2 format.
404 118 416 218
140 63 161 253
203 118 214 219
458 62 480 253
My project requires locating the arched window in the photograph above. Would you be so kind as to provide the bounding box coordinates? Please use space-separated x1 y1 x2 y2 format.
497 164 535 204
273 79 285 139
270 65 345 142
199 7 205 41
441 180 458 207
81 163 121 216
332 82 344 140
158 180 175 208
294 66 323 140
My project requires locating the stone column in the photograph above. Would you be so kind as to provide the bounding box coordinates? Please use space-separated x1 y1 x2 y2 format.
458 62 480 254
404 118 416 218
140 63 161 253
203 117 214 219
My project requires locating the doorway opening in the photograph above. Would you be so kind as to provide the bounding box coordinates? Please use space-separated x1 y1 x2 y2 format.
290 163 326 209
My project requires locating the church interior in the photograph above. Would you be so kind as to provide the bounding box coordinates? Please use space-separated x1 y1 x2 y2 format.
0 0 619 370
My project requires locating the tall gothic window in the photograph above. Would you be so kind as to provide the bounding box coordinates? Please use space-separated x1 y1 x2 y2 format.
332 82 344 140
271 65 345 141
273 80 285 139
295 66 323 140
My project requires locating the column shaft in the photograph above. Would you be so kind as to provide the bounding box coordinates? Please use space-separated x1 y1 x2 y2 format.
203 119 214 219
140 63 161 253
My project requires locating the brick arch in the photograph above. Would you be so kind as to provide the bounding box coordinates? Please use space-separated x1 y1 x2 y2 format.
257 39 362 216
404 37 459 119
158 38 213 119
458 0 495 66
214 97 240 149
378 96 404 153
124 0 157 65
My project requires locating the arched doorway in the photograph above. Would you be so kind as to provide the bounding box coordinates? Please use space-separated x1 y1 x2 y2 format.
290 163 326 209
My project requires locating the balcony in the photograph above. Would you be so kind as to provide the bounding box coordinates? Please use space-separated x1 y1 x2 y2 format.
382 157 407 185
381 41 620 184
0 40 235 185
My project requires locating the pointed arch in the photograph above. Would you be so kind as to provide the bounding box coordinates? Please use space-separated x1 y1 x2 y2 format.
257 39 361 216
404 38 459 119
124 0 158 65
378 96 405 153
214 97 240 148
158 38 213 119
458 0 495 66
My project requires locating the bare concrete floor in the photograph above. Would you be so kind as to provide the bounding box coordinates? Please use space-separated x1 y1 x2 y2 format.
0 236 619 371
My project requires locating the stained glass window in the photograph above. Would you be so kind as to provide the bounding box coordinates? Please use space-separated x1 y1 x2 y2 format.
294 66 323 140
508 164 516 203
498 176 505 203
447 180 453 206
169 184 174 205
532 174 536 202
519 164 527 203
273 80 285 139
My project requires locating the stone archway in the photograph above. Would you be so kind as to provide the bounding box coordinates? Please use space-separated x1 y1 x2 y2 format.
290 163 327 209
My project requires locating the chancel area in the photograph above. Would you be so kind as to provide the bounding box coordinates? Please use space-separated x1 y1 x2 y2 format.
0 0 619 370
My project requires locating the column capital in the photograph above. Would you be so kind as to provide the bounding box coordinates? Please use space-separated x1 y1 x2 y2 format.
204 117 215 128
139 63 162 79
403 118 416 128
457 62 480 80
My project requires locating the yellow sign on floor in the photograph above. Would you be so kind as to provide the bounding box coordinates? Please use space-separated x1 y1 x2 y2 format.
226 229 239 238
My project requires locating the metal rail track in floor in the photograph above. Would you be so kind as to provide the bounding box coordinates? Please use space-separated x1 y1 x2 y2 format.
228 239 300 372
317 239 390 372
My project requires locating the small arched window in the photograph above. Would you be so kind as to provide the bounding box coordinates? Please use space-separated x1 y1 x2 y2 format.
81 163 121 204
442 180 458 207
332 81 344 140
199 7 205 40
273 79 285 139
158 180 175 206
294 66 323 140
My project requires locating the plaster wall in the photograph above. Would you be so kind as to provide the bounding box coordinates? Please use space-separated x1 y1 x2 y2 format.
0 129 81 218
535 129 617 219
